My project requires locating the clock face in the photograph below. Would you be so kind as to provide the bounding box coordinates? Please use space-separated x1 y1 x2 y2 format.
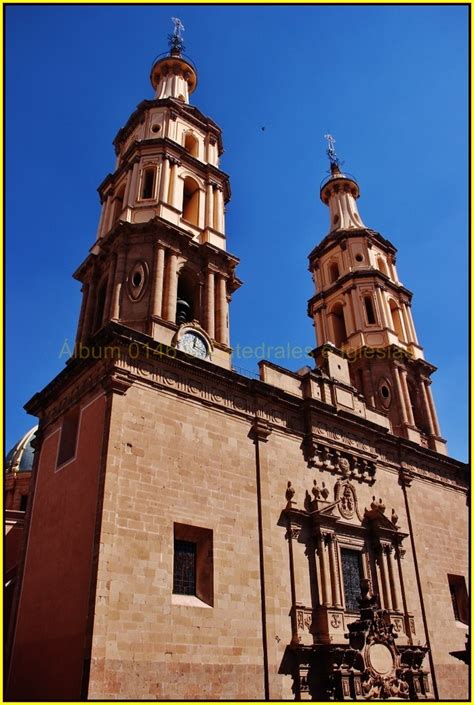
177 331 209 359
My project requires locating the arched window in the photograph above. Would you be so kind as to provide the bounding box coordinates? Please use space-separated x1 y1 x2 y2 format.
389 300 404 340
329 262 340 284
364 296 376 325
184 133 199 157
330 303 347 349
176 269 198 325
182 177 200 226
408 381 429 434
140 167 156 200
377 256 388 276
111 184 126 224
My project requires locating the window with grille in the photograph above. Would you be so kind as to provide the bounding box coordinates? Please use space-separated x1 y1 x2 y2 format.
341 548 363 612
173 523 213 606
173 539 197 595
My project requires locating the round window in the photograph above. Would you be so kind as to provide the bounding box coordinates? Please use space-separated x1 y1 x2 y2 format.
127 261 148 301
355 253 363 262
151 124 161 133
378 380 392 408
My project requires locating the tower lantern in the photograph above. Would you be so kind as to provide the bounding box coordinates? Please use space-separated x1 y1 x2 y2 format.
150 18 197 103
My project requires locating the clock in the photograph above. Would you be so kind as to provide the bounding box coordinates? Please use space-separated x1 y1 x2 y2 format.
177 330 209 359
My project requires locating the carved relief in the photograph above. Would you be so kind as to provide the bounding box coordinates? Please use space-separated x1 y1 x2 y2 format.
304 433 377 484
329 612 343 629
334 478 364 521
295 607 313 633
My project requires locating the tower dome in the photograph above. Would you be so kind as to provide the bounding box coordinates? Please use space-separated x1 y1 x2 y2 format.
5 426 38 474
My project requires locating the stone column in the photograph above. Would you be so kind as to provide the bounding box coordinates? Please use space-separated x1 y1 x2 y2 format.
123 166 132 207
378 545 391 610
103 193 114 234
76 283 89 344
164 251 178 322
169 158 181 209
425 381 441 436
374 286 387 327
404 303 419 344
95 203 106 240
314 310 324 346
205 270 215 339
82 278 97 341
343 292 355 335
111 250 127 320
151 244 165 319
103 256 117 323
317 534 331 607
214 186 224 232
320 305 329 341
159 156 170 204
328 536 342 608
350 287 363 329
399 368 415 426
385 545 401 612
419 380 436 436
205 182 214 229
126 160 140 207
393 365 410 425
216 275 228 345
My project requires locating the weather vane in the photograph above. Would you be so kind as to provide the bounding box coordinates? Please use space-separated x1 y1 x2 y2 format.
169 17 185 55
324 133 341 169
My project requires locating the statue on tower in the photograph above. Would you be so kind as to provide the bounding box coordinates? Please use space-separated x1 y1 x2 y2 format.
324 133 342 173
169 17 185 55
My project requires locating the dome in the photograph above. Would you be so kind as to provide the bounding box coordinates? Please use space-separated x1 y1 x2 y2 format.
5 426 38 474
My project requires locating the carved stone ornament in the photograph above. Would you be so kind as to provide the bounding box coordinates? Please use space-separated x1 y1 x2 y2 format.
287 581 430 701
304 438 376 485
334 478 364 521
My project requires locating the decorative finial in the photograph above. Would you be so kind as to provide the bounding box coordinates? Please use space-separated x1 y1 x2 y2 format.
324 133 341 173
168 17 185 55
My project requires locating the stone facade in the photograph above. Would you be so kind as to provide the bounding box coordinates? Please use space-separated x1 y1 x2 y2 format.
6 28 468 701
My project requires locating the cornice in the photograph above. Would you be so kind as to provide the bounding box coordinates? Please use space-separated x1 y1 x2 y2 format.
308 228 398 263
98 137 231 203
24 323 467 492
307 270 413 309
72 217 241 282
113 98 223 157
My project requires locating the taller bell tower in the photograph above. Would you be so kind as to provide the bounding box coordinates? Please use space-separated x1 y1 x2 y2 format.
308 138 446 454
74 20 241 368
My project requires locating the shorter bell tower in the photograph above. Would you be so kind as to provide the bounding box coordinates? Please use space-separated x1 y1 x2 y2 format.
73 19 241 369
308 137 446 454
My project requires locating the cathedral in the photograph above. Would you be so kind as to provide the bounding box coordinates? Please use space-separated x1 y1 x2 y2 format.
6 23 468 701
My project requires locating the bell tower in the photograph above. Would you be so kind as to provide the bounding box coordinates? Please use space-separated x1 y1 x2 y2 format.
308 137 446 454
73 19 241 368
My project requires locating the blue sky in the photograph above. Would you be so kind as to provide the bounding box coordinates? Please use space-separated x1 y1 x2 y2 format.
6 5 468 460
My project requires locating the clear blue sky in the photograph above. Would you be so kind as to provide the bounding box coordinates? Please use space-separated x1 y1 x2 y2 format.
6 5 468 460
